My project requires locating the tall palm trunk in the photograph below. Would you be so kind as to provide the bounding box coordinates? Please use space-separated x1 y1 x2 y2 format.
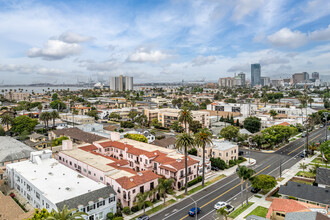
241 179 244 208
202 143 205 186
184 120 188 195
245 181 249 205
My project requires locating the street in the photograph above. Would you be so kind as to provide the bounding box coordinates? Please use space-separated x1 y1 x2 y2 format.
150 127 328 220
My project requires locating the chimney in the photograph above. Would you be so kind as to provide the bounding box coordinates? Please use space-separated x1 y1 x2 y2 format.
62 140 73 151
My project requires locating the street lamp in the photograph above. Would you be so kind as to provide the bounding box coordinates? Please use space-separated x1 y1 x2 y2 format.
189 196 198 220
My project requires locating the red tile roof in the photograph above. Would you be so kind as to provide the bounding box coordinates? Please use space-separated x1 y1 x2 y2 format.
79 144 98 152
278 122 290 126
115 170 160 190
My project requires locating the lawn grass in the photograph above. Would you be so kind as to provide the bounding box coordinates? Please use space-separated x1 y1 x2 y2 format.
309 163 329 168
135 199 176 218
291 179 313 185
228 202 254 219
254 195 262 198
244 206 268 218
277 177 285 182
311 157 329 164
296 171 316 178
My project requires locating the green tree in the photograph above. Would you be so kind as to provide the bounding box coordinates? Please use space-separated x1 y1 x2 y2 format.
151 118 162 129
210 157 227 170
134 192 152 214
120 121 134 128
109 112 121 120
188 147 197 156
1 113 13 131
319 140 330 162
178 107 193 133
217 207 229 220
124 133 148 143
46 205 86 220
51 136 69 146
52 93 59 101
237 166 255 207
189 120 202 134
220 125 239 141
0 125 5 136
40 112 52 128
157 178 174 205
194 128 213 186
171 121 184 133
269 110 278 120
87 110 99 120
28 208 51 220
251 134 265 149
50 100 66 111
175 132 194 194
51 111 60 127
251 174 277 191
299 162 308 177
128 110 138 121
243 116 261 133
11 115 38 135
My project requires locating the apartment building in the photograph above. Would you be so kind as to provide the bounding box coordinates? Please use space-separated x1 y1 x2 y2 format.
71 106 92 115
198 140 238 164
144 108 210 128
56 138 199 207
5 92 29 101
207 102 258 117
60 113 95 125
6 150 116 220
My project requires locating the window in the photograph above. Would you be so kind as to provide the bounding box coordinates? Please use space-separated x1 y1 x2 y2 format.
27 184 31 191
69 161 72 165
100 177 103 181
94 173 96 176
154 163 157 169
219 153 222 156
83 168 87 173
36 192 40 200
145 159 148 164
74 164 77 168
97 200 105 208
140 158 142 162
78 165 81 170
46 203 49 208
109 196 115 203
88 171 91 175
133 189 136 194
226 153 228 157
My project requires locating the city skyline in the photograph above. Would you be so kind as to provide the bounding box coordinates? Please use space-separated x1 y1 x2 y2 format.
0 0 330 84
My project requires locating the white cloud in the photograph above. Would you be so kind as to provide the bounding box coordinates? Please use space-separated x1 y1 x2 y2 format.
0 63 65 76
227 63 250 72
232 0 264 21
309 24 330 41
59 31 93 43
126 48 171 63
267 28 308 48
259 56 289 66
28 40 82 60
191 56 216 66
79 59 120 71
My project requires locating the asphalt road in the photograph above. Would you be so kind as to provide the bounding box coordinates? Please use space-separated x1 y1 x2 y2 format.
150 127 328 220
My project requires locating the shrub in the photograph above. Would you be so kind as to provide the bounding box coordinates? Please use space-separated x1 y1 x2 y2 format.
229 160 236 167
187 176 202 187
51 136 69 146
116 209 122 217
107 212 114 220
113 217 123 220
131 205 139 213
122 207 131 215
120 121 134 128
124 133 148 143
210 157 227 170
188 148 197 156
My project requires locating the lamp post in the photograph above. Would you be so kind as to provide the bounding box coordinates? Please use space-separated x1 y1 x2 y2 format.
189 196 198 220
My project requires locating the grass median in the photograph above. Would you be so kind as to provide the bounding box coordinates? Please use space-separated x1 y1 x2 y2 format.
244 206 268 218
228 202 254 219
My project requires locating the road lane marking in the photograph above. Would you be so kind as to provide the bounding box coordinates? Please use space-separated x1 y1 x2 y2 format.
178 165 271 220
288 133 322 155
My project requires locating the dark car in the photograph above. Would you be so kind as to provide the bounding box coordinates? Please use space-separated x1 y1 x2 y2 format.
211 166 220 171
188 207 201 216
238 150 244 156
251 187 261 193
136 214 149 220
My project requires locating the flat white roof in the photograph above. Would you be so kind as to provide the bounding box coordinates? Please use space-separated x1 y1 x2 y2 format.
7 158 105 205
211 140 238 151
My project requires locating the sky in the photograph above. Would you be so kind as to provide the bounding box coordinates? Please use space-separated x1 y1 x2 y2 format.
0 0 330 84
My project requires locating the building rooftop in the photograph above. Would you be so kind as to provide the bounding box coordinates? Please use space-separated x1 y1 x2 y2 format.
278 181 330 205
211 140 238 151
0 136 36 163
7 153 107 206
52 127 105 144
316 167 330 186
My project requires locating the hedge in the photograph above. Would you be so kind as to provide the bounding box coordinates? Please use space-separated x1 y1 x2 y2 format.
187 176 202 187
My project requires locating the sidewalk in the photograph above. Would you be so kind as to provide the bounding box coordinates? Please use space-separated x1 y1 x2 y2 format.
126 158 256 220
234 153 320 220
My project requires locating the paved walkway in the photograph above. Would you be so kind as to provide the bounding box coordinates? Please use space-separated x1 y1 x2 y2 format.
124 158 256 220
234 152 320 220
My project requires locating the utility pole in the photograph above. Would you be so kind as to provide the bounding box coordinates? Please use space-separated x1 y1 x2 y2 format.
324 112 328 141
279 158 282 178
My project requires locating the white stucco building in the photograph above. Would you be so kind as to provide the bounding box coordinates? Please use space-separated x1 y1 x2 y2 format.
6 150 117 220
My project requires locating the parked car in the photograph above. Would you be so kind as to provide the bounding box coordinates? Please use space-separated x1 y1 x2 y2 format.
238 150 244 155
301 132 306 137
320 124 324 128
251 187 261 193
224 204 235 213
211 166 220 171
136 214 149 220
188 207 201 216
214 201 227 210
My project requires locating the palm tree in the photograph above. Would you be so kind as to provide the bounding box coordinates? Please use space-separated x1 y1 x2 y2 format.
269 110 278 121
1 113 13 131
217 207 229 220
175 132 194 195
299 162 308 177
135 192 151 214
179 107 193 133
46 205 86 220
194 128 213 187
51 111 59 128
243 168 255 205
38 103 43 113
40 112 51 128
157 178 174 205
236 166 255 207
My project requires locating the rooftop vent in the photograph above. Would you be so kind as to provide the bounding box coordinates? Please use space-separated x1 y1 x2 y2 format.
65 187 71 191
176 159 181 162
137 172 143 176
325 190 329 193
48 172 53 176
130 178 134 182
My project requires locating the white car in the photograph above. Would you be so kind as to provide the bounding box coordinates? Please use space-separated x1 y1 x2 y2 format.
214 201 227 210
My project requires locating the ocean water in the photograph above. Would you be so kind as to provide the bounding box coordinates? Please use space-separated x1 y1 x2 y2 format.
0 86 88 94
